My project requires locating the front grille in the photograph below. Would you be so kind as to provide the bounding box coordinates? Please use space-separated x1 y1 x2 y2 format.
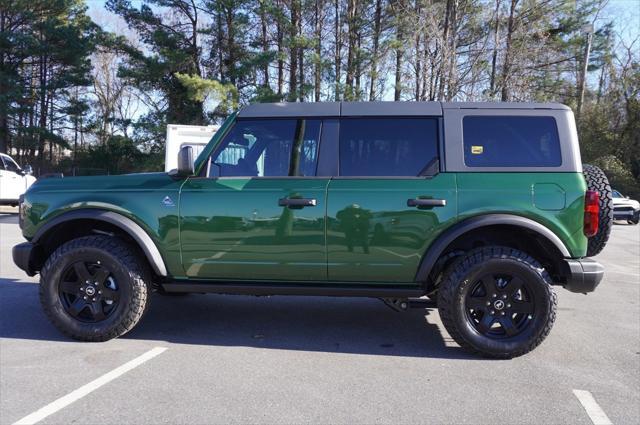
614 206 635 212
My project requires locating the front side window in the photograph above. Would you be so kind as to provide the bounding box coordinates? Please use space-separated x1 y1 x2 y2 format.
339 118 439 176
463 116 562 167
208 119 321 177
2 156 20 173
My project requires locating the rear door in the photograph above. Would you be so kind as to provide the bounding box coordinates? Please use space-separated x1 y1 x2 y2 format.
179 118 329 281
326 117 457 283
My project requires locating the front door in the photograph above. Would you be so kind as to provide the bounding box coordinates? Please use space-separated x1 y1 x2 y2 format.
179 118 329 281
326 117 457 283
0 155 23 201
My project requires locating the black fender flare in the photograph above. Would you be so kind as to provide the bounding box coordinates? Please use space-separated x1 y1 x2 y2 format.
33 209 168 277
414 214 571 282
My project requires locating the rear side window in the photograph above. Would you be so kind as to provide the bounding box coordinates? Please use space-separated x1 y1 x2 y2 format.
463 116 561 167
339 118 438 176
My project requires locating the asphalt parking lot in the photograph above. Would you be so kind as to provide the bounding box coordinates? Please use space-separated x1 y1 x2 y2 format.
1 209 638 425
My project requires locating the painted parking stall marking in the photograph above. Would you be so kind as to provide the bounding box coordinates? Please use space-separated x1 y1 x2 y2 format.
573 389 613 425
13 347 168 425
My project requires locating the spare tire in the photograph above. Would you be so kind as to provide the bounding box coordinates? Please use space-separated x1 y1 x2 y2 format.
583 164 613 256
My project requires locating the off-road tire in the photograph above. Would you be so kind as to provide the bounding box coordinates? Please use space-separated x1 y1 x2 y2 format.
437 247 557 359
583 164 613 256
40 235 150 341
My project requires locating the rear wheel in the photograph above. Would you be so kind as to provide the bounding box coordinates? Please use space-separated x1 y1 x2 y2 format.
40 235 150 341
583 164 613 256
437 247 557 358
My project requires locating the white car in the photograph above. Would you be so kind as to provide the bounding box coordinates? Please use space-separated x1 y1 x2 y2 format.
612 190 640 225
0 153 36 207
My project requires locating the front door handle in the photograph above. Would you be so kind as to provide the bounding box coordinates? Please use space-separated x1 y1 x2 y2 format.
407 198 447 207
278 197 317 208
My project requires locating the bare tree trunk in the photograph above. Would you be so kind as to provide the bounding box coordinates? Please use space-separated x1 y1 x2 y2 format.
298 9 304 101
393 1 405 101
334 0 341 100
0 9 7 153
438 0 453 100
260 1 270 88
314 0 322 101
446 0 458 100
415 34 421 101
368 0 382 101
277 1 284 96
288 1 299 101
345 0 356 100
216 11 224 80
355 27 362 100
37 54 48 167
500 0 517 102
489 0 501 98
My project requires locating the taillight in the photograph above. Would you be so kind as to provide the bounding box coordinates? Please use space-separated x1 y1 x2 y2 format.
584 190 599 237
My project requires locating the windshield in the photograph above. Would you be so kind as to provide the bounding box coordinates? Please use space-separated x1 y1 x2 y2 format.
612 191 623 198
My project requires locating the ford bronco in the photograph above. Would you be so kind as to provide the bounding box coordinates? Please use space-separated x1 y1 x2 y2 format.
12 102 613 358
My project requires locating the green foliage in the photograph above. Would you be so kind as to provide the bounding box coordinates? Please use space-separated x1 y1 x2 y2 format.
174 73 239 113
591 155 640 199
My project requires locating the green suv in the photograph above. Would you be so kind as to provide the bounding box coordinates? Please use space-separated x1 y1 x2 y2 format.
13 102 612 358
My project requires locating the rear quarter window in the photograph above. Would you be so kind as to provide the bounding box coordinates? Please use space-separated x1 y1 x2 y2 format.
463 116 562 167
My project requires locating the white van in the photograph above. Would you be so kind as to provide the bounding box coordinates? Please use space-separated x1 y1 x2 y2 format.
164 124 219 172
0 153 36 206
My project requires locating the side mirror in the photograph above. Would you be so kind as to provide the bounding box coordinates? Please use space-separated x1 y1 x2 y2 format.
22 165 33 175
173 145 194 177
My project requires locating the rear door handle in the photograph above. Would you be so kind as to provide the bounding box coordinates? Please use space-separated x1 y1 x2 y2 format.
407 198 447 207
278 197 317 208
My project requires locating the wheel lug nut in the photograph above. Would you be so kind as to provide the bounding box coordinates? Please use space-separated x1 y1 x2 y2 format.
79 287 84 292
502 294 507 299
83 296 87 300
501 312 505 316
492 294 497 298
92 298 96 302
486 301 491 306
507 303 511 308
98 291 102 294
490 310 495 315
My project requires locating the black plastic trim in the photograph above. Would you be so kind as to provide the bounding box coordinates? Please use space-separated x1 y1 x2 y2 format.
32 209 168 276
161 281 425 297
563 258 604 293
12 242 37 276
415 214 572 282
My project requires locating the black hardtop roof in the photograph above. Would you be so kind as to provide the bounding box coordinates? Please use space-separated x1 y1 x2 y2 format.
237 101 570 118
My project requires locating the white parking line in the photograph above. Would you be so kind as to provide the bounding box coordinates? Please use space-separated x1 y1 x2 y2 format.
13 346 168 425
573 389 613 425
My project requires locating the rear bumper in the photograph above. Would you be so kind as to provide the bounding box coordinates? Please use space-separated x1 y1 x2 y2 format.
12 242 38 276
563 258 604 293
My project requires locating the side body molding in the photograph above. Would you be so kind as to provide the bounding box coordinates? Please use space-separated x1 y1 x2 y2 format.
415 214 572 282
33 209 168 277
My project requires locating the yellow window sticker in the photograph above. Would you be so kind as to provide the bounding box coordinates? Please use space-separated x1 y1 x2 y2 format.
471 145 484 154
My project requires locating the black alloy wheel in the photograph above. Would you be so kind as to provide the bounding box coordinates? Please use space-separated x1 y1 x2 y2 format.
40 235 150 341
437 246 557 358
464 273 534 339
58 261 120 322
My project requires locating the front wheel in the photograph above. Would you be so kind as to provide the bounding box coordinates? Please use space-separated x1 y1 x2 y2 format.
437 247 557 358
40 235 150 341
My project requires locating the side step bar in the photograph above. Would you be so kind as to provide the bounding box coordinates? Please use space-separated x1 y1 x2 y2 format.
161 281 426 298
